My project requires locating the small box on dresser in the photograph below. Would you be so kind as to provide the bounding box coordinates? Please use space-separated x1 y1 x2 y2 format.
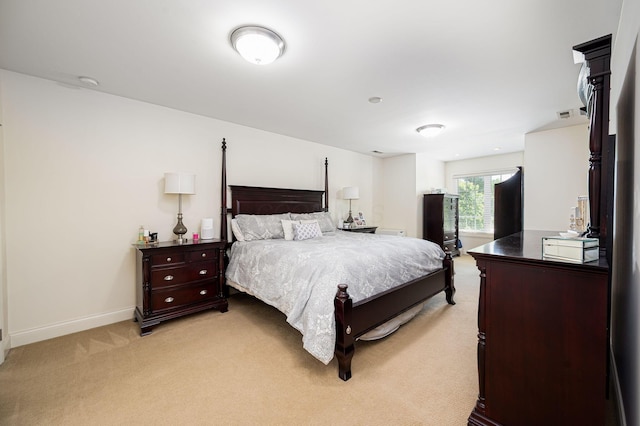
134 239 228 335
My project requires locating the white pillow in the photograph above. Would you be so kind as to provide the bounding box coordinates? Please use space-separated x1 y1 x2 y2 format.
231 218 245 242
281 219 300 241
293 221 323 241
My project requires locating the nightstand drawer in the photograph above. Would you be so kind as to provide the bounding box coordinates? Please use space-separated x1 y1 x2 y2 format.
151 283 217 313
189 261 217 281
187 249 218 262
151 252 185 266
150 266 190 288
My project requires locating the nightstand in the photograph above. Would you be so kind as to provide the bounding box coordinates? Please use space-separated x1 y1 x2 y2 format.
341 226 378 234
134 239 228 335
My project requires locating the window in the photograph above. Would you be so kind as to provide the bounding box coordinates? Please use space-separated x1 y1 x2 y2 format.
455 171 516 233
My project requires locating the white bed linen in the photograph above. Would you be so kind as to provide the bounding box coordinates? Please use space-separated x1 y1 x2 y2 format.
225 231 445 364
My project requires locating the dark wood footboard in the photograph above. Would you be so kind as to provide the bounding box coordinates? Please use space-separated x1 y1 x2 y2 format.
334 253 456 381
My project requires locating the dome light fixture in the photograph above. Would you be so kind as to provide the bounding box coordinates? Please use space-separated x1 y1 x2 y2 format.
416 123 446 137
230 25 285 65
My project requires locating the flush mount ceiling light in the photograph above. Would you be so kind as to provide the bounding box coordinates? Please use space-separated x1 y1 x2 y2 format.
230 25 285 65
416 124 445 137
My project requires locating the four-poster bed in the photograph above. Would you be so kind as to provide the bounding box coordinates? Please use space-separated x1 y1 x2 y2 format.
219 138 455 380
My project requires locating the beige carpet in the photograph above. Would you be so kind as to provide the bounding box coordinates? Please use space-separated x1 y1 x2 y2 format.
0 256 482 425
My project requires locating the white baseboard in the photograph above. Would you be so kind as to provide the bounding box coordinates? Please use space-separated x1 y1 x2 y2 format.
9 307 135 348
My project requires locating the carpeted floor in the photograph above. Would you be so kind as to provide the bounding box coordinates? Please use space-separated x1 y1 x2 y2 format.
0 255 566 424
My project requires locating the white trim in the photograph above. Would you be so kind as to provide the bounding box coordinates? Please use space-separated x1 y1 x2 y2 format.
452 166 520 180
9 307 135 348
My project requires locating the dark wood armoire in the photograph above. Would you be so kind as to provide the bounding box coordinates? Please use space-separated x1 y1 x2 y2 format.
423 193 459 256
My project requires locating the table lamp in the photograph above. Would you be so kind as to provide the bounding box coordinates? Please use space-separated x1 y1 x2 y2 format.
164 172 196 243
342 186 359 228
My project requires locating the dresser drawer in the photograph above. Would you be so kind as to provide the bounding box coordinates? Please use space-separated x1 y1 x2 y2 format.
151 282 217 313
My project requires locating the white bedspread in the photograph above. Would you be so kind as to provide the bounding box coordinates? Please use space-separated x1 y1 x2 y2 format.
225 231 445 364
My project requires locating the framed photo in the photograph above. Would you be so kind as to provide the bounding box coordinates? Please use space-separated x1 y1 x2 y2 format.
355 212 366 226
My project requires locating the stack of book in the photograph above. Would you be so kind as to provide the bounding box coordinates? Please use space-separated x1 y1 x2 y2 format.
542 236 599 263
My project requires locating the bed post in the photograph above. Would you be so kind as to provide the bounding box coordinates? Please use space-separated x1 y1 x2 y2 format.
324 157 329 212
220 138 228 242
443 252 456 305
334 284 354 381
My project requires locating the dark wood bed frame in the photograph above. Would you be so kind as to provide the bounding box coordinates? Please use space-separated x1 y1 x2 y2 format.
219 138 455 380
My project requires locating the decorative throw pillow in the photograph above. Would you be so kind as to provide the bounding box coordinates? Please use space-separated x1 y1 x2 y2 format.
290 212 335 233
293 221 323 241
235 213 291 241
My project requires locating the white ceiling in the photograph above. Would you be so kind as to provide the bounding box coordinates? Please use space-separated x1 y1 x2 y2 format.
0 0 622 161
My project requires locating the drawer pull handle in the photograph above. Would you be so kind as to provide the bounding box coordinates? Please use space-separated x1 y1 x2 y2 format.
201 253 207 258
200 290 208 295
166 257 172 262
164 297 174 303
199 270 208 275
164 275 174 281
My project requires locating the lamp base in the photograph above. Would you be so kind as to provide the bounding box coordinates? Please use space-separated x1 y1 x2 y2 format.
173 212 188 243
345 210 356 228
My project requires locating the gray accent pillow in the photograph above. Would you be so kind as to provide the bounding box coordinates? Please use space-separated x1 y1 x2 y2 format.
290 212 335 233
235 213 291 241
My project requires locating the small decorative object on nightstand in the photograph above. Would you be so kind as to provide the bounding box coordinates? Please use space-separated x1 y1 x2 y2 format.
134 239 228 335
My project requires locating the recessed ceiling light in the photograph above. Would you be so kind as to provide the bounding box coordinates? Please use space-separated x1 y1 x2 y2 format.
230 26 285 65
416 124 445 137
368 97 382 104
78 76 99 87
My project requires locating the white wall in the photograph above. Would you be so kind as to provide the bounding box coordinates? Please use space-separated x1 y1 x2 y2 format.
0 70 380 347
380 154 418 237
416 153 445 238
523 124 590 231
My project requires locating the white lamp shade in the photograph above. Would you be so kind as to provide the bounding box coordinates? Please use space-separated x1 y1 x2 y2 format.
164 172 196 194
343 187 359 200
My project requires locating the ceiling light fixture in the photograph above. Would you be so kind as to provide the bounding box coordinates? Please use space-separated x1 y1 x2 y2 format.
416 124 445 137
230 26 285 65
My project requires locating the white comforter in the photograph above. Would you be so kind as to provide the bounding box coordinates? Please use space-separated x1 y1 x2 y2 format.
225 231 445 364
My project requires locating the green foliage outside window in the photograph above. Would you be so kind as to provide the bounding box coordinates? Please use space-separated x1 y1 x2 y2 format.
456 172 515 233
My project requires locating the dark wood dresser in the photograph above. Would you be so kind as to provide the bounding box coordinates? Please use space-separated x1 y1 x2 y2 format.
134 239 228 335
467 231 609 426
423 193 459 256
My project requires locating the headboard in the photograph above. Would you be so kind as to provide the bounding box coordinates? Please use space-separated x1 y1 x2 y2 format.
229 186 325 216
219 138 329 242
